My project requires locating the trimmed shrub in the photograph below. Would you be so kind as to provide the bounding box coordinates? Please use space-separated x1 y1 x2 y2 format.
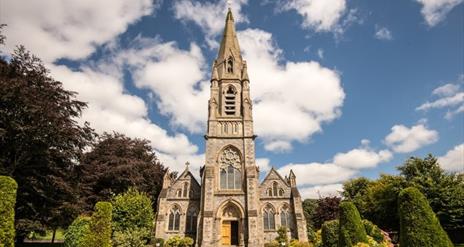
398 187 453 247
362 220 383 243
275 226 289 245
88 201 112 247
338 201 368 247
113 228 149 247
64 216 91 247
0 176 18 247
112 188 154 245
290 239 313 247
164 235 194 247
322 220 339 247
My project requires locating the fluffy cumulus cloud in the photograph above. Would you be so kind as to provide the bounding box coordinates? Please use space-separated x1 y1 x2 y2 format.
173 0 248 48
280 0 347 32
278 163 357 186
415 0 463 26
2 0 156 62
114 38 210 133
333 147 392 169
300 183 343 199
438 144 464 172
238 29 345 152
417 81 464 119
384 124 439 153
374 26 393 40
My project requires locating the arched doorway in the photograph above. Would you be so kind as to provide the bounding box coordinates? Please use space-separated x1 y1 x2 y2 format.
220 203 241 246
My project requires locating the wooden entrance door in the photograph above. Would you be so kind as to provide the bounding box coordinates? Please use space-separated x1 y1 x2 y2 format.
222 221 231 245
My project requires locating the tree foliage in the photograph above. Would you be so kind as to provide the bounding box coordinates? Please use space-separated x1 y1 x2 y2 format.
78 132 165 212
398 187 453 247
164 235 194 247
338 201 368 247
321 220 338 247
87 202 112 247
313 197 341 229
112 188 154 245
0 46 94 239
64 216 91 247
0 176 17 247
342 154 464 234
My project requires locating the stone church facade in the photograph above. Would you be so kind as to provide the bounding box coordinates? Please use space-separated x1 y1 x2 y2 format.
155 9 308 247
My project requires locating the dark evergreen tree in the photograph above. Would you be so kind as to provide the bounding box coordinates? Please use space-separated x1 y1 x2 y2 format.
78 132 165 212
398 187 453 247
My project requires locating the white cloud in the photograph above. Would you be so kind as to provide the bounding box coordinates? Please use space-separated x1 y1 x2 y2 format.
375 26 393 40
238 29 345 151
438 144 464 173
115 38 210 133
300 183 343 199
50 64 198 157
317 48 324 59
173 0 248 48
384 124 439 153
415 0 463 27
256 158 272 173
2 0 156 62
417 81 464 119
280 0 347 32
333 147 393 169
278 163 357 186
433 83 461 96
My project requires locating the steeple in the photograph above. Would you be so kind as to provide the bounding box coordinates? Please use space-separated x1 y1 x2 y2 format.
217 8 242 63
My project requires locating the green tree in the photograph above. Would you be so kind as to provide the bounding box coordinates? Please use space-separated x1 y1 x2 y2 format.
321 220 338 247
313 196 341 229
0 46 94 240
398 187 453 247
338 201 367 247
64 216 91 247
112 188 154 245
87 202 112 247
399 155 464 231
0 176 17 247
78 132 165 212
275 226 289 245
302 199 318 241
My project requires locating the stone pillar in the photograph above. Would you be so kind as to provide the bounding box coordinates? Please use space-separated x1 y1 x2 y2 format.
200 166 216 246
245 166 262 247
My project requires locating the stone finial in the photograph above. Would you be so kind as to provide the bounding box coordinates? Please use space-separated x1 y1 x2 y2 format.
185 161 190 171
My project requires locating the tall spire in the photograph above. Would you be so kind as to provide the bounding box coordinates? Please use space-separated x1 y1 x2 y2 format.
217 8 242 63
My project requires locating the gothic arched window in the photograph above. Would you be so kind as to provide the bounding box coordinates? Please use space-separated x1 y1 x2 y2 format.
183 182 189 198
263 205 276 230
280 205 292 229
224 85 236 115
186 208 198 233
227 57 234 73
272 182 278 196
168 206 181 231
176 189 182 198
279 188 284 197
219 147 242 190
267 188 272 197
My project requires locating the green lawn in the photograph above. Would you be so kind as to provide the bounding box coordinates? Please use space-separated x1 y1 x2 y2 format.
455 244 464 247
27 229 65 241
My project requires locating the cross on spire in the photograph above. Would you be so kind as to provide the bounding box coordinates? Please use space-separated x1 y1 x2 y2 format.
227 0 232 9
185 161 190 171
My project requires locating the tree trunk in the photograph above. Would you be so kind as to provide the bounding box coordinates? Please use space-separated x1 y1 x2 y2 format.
51 228 56 243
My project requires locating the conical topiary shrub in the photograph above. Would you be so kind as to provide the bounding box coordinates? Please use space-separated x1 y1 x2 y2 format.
322 220 339 247
398 187 453 247
338 201 368 247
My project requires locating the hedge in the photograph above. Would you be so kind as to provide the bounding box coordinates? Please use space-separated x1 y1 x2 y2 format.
0 176 17 247
64 216 91 247
362 219 383 243
164 235 194 247
398 187 453 247
338 201 367 247
322 220 339 247
88 201 112 247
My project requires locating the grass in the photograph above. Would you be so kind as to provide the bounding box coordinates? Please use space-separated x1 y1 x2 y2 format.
27 229 65 241
454 244 464 247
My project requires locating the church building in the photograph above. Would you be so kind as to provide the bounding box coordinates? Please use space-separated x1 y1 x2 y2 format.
155 9 308 247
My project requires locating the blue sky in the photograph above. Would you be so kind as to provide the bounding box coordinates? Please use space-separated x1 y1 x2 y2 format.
2 0 463 198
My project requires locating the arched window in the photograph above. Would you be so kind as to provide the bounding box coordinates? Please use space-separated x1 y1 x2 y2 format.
220 165 241 190
219 147 241 190
168 206 181 231
224 85 236 115
183 182 189 198
267 188 272 197
227 57 234 73
186 208 198 233
279 188 284 197
272 182 278 197
263 205 276 230
176 189 182 198
280 205 292 229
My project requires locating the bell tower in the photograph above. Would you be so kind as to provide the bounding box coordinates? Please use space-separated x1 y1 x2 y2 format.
199 8 261 247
